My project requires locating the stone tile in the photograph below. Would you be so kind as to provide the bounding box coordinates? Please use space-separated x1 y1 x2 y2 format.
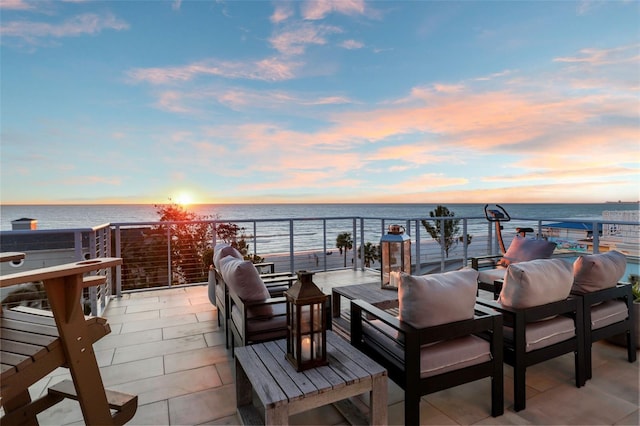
106 309 160 326
125 297 192 314
119 312 197 334
289 402 345 425
127 400 170 425
94 328 163 350
164 345 232 374
163 319 219 340
204 330 228 347
168 383 237 425
615 410 639 425
216 359 234 385
197 309 218 322
100 356 165 386
515 381 638 425
113 334 207 364
160 302 216 319
424 377 499 424
113 365 223 406
199 413 243 425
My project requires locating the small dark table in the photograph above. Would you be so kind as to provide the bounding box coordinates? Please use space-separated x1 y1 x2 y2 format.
331 283 399 336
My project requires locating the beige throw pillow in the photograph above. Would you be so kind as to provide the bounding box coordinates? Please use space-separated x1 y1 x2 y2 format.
498 258 573 309
398 269 478 329
219 256 272 316
572 250 627 294
499 236 557 267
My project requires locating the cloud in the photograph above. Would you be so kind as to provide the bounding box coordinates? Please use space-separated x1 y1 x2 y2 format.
340 39 364 49
301 0 367 20
127 57 302 84
271 2 294 24
1 13 129 43
269 22 342 55
0 0 34 10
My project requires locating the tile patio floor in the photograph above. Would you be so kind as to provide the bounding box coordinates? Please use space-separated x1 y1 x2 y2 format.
27 270 639 425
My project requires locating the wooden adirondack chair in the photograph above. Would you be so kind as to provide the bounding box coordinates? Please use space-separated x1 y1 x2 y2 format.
1 254 138 425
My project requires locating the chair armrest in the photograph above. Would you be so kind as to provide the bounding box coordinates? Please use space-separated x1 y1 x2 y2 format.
471 254 504 270
571 283 633 306
477 296 581 325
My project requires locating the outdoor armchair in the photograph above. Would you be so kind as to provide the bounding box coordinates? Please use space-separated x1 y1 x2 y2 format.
476 258 586 411
350 269 504 425
570 250 636 380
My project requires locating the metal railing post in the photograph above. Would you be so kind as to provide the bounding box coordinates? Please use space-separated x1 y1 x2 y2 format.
359 218 365 271
414 219 421 274
115 226 122 298
167 226 172 287
462 219 468 266
352 218 357 270
289 220 295 273
323 219 327 271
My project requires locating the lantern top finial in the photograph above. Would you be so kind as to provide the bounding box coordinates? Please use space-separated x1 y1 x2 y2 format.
285 270 326 301
388 224 405 234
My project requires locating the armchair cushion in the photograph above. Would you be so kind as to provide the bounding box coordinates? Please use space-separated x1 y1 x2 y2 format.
219 257 272 315
499 236 557 267
590 300 629 330
213 243 243 269
499 258 573 309
572 250 627 294
503 315 575 352
398 269 478 328
366 319 492 378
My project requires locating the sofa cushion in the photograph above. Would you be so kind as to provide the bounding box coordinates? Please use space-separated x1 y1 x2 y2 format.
398 269 478 329
213 243 243 269
498 258 573 309
572 250 627 294
499 236 557 267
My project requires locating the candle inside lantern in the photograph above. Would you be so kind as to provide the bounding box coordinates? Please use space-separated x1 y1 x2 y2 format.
301 336 312 361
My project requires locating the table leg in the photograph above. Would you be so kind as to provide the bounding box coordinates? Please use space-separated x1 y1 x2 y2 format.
265 405 289 425
235 357 252 408
332 292 341 318
370 374 388 425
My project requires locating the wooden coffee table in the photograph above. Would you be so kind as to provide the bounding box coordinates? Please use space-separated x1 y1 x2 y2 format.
234 330 388 425
332 283 399 336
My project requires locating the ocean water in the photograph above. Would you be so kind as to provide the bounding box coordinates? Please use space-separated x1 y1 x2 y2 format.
2 202 638 231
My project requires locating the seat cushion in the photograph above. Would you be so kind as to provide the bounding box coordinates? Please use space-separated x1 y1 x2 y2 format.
420 335 492 378
213 243 243 269
363 319 491 378
478 267 506 284
504 315 575 352
499 236 557 267
398 269 478 328
572 250 627 294
590 300 629 330
499 258 573 309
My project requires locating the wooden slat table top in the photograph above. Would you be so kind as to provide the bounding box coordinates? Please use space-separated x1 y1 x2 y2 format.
0 252 26 263
332 283 399 306
0 257 122 288
234 330 386 410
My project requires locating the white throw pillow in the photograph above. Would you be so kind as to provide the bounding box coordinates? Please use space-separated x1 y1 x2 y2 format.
398 269 478 329
572 250 627 294
499 236 557 267
498 258 573 309
213 243 243 269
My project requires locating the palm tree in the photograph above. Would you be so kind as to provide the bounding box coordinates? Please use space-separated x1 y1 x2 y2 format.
358 242 380 268
336 232 353 267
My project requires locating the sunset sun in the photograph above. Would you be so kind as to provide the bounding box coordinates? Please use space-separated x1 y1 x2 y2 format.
175 192 194 206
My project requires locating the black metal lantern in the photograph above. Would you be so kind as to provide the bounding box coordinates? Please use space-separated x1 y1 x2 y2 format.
380 224 411 289
285 271 328 371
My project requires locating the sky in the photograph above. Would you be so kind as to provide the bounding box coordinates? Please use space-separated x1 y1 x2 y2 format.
1 0 639 205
